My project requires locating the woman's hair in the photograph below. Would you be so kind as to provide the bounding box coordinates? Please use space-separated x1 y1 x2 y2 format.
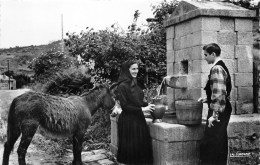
203 43 221 56
117 59 140 93
117 59 138 83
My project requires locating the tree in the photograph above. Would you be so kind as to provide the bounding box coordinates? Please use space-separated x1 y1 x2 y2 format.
13 74 31 89
64 0 179 85
228 0 259 9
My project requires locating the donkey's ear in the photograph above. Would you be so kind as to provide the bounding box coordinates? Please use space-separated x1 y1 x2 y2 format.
109 82 118 91
91 83 100 90
94 83 101 88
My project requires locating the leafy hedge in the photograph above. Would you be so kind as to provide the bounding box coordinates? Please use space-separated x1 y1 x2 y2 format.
63 1 180 84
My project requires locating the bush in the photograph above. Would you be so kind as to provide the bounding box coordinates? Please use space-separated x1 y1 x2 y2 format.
13 74 31 89
28 51 74 83
42 65 93 95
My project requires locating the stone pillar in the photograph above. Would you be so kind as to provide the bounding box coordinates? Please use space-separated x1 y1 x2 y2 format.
164 1 259 165
164 0 256 116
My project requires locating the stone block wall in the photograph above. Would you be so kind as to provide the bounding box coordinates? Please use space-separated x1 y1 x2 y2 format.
163 1 259 164
227 114 260 165
166 16 255 115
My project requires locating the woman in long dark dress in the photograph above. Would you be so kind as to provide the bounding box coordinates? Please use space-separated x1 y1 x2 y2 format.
116 60 155 165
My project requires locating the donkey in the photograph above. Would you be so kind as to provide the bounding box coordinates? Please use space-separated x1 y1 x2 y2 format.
2 84 119 165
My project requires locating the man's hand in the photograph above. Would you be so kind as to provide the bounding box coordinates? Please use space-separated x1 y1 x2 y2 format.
198 97 207 103
208 116 220 128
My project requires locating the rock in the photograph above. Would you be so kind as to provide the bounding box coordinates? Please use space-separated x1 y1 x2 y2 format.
92 149 106 155
98 159 115 165
82 154 107 163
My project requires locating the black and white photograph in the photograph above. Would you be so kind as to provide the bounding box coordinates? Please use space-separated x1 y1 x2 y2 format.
0 0 259 164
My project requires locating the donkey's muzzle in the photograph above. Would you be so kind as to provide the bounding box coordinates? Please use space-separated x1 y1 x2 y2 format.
110 101 122 117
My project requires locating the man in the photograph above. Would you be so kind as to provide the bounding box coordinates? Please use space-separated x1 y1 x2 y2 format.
198 43 232 165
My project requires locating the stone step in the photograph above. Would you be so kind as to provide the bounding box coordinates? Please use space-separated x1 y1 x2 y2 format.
86 162 101 165
82 153 107 163
92 149 107 155
98 159 115 165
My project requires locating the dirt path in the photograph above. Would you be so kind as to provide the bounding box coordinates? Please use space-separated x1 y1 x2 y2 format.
0 140 115 165
0 141 66 165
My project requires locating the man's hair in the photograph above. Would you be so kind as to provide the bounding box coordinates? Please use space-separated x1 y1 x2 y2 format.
203 43 221 56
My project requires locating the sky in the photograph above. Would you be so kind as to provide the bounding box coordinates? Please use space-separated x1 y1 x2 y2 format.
0 0 163 48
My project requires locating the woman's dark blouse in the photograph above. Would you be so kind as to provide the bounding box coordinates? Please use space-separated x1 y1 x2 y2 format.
117 81 148 112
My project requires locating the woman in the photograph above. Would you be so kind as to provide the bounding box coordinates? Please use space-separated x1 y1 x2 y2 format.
116 60 155 165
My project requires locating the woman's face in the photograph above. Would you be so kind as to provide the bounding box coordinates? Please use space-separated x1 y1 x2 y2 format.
129 63 139 78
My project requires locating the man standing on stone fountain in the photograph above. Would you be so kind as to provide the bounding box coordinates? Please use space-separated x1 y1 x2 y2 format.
198 43 232 165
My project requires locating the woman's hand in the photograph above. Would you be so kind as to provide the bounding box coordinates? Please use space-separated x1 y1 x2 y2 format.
198 97 207 103
142 104 155 113
208 116 220 128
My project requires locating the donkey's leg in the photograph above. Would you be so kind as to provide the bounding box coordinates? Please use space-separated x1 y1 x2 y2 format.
72 132 84 165
17 122 38 165
2 125 21 165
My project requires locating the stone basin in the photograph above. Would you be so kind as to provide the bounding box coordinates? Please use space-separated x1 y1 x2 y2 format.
162 112 178 124
110 114 205 165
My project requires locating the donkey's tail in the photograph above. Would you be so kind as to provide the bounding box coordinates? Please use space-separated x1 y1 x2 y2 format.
6 98 20 151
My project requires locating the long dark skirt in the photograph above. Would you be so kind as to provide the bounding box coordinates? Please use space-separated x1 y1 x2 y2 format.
117 110 153 164
200 101 232 165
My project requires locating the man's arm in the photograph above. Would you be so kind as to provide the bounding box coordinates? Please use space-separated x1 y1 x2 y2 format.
208 65 227 127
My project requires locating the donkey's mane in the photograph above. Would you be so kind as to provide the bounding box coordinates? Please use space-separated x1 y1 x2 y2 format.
80 85 108 101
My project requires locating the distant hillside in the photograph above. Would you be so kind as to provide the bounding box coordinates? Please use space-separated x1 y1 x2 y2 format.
0 40 65 75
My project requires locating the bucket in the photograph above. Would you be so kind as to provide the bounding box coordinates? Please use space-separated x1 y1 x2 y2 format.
175 100 203 125
150 77 168 123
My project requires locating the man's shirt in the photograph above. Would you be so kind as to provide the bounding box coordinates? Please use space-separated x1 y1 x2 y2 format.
210 64 228 115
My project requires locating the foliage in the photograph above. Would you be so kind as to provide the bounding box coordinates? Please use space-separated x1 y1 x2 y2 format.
2 70 14 78
41 65 93 95
83 107 112 151
32 133 69 157
2 71 31 89
13 54 34 66
64 1 179 85
65 28 132 82
28 51 74 83
228 0 259 9
13 74 31 89
151 0 179 24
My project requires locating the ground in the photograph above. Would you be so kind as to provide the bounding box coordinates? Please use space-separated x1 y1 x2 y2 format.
0 140 115 165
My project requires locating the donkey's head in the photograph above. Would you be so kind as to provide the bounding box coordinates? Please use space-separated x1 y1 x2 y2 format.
89 84 114 110
92 83 122 115
109 83 122 117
